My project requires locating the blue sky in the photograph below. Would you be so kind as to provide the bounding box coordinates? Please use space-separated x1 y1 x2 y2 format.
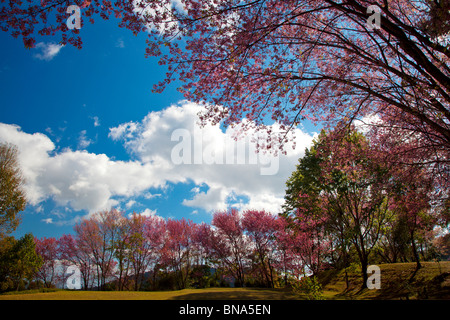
0 14 317 239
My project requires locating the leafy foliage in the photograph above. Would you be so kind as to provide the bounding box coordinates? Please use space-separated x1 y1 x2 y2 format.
283 126 442 287
292 275 324 300
0 143 26 238
1 1 448 174
0 234 42 292
0 0 448 294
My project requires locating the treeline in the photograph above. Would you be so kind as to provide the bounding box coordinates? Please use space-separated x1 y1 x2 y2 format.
0 143 42 292
32 208 302 291
1 127 449 292
26 125 447 292
29 203 449 292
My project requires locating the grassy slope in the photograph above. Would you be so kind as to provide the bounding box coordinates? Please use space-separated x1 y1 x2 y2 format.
1 262 449 300
319 261 450 300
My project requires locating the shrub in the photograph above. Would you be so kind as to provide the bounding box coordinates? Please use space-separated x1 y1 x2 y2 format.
292 276 324 300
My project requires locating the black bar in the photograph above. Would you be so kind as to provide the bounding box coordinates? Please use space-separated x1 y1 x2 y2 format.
1 300 448 319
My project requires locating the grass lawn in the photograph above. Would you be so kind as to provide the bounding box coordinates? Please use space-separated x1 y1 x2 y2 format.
0 287 298 300
1 261 449 300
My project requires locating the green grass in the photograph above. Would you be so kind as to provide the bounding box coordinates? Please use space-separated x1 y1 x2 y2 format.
320 261 450 300
0 287 298 300
1 261 449 300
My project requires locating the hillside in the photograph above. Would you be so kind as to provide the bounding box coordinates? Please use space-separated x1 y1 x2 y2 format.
0 262 449 300
319 261 450 300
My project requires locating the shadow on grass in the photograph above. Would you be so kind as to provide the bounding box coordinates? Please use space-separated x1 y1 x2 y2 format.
169 288 299 300
328 262 450 300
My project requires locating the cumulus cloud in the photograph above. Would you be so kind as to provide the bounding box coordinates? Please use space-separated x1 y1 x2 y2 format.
33 42 64 61
0 100 315 220
141 208 157 217
109 122 138 141
182 185 229 212
110 100 316 214
0 123 164 214
125 200 137 209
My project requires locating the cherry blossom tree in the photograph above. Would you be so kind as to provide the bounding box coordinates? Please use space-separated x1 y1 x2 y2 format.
211 208 249 287
113 213 131 291
284 126 394 287
191 222 212 267
59 233 95 289
388 161 437 272
272 217 305 285
143 214 166 289
291 207 333 277
127 212 166 290
163 217 195 289
73 208 123 290
319 127 394 287
34 237 60 288
2 1 448 166
242 209 280 287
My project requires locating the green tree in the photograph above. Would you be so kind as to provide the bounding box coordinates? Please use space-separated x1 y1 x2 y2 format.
0 236 16 291
0 233 42 291
11 233 43 290
282 141 323 216
283 127 392 288
0 143 26 238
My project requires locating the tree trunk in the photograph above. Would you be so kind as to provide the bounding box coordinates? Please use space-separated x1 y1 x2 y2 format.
411 231 422 269
409 232 422 283
360 257 368 289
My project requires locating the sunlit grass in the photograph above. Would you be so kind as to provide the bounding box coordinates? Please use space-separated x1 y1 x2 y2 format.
0 287 298 300
320 261 450 300
1 262 449 300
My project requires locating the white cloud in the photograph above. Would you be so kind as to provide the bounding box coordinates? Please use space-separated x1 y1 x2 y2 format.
126 208 158 218
0 100 315 221
108 122 138 140
115 38 125 48
125 199 137 209
182 185 229 212
78 130 93 149
132 0 185 35
141 208 157 217
33 42 64 61
110 100 315 214
42 218 53 224
91 116 100 127
354 114 382 133
144 192 162 199
0 123 164 214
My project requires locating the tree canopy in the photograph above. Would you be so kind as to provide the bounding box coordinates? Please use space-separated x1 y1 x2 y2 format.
283 126 440 287
1 1 449 161
0 143 26 238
